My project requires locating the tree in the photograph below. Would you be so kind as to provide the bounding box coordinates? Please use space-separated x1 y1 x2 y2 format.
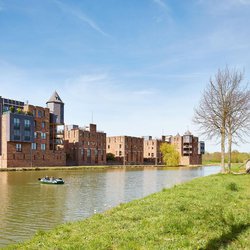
194 66 250 172
106 153 115 161
226 81 250 171
160 143 180 167
17 107 23 114
9 106 15 113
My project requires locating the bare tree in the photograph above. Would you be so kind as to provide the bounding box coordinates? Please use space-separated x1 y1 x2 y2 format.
193 67 250 172
226 80 250 171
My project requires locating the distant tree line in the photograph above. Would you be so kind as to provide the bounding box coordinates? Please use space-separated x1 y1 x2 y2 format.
203 151 250 164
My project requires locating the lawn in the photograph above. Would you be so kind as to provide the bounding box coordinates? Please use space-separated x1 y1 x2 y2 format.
6 174 250 250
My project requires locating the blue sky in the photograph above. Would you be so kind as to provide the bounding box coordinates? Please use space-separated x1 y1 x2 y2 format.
1 0 250 152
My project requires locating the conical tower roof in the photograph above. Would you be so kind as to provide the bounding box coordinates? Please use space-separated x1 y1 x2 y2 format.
46 91 64 104
184 130 192 136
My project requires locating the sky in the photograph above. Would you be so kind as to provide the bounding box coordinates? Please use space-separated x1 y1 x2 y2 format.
0 0 250 152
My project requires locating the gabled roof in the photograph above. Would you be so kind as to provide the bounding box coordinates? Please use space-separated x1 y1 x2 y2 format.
46 91 64 104
184 130 192 136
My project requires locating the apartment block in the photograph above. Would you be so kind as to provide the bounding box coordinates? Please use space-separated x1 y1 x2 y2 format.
0 96 24 155
0 93 66 168
170 131 205 165
106 136 144 165
64 124 106 165
143 136 164 164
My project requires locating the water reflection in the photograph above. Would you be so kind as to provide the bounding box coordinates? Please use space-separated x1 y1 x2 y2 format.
0 166 220 247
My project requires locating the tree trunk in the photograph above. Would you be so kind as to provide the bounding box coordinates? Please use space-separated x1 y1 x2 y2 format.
228 128 232 173
221 129 226 172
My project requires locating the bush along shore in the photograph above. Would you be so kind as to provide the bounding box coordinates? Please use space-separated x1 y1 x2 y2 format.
6 174 250 250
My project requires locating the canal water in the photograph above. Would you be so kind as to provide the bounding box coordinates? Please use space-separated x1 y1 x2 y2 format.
0 166 220 247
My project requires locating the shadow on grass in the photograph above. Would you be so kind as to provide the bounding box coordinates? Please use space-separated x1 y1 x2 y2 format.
201 223 250 250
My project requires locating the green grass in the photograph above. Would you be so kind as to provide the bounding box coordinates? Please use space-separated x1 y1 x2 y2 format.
6 174 250 250
203 161 246 173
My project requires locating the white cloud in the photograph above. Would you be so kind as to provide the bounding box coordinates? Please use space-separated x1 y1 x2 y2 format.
197 0 250 10
153 0 168 9
53 0 110 37
0 1 3 11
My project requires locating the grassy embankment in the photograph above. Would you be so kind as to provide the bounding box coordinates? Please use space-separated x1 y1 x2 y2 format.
203 161 246 174
6 174 250 250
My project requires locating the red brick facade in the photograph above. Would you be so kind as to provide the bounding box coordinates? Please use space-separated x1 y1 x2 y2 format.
64 124 106 166
143 136 164 164
170 131 203 165
107 136 144 165
0 105 65 168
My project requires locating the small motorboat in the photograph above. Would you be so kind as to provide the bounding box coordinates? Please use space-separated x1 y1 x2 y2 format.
38 177 64 185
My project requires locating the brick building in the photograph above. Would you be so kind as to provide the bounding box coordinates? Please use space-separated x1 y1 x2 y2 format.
0 93 66 168
0 96 24 156
143 136 164 165
106 136 144 165
64 124 106 166
170 131 205 165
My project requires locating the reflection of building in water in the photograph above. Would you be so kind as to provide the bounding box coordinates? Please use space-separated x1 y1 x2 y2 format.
63 171 109 221
0 172 9 231
143 168 157 196
0 171 68 247
105 169 126 205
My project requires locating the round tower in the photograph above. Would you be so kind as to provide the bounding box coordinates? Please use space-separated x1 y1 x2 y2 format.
46 91 64 124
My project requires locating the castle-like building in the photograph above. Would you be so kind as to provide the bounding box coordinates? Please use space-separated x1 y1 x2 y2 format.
0 92 65 168
0 93 205 168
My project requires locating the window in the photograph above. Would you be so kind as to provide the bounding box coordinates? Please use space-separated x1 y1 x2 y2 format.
38 110 42 118
16 143 22 152
42 122 45 129
24 119 31 129
24 130 31 141
31 143 37 150
41 144 46 151
14 130 21 140
87 149 91 157
34 132 37 139
14 118 20 129
108 145 110 149
41 133 46 139
33 109 36 117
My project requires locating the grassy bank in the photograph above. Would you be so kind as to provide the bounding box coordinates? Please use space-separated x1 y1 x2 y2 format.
6 174 250 250
203 162 246 173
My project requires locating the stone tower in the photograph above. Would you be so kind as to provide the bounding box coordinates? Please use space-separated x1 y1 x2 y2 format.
46 91 64 151
46 91 64 124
